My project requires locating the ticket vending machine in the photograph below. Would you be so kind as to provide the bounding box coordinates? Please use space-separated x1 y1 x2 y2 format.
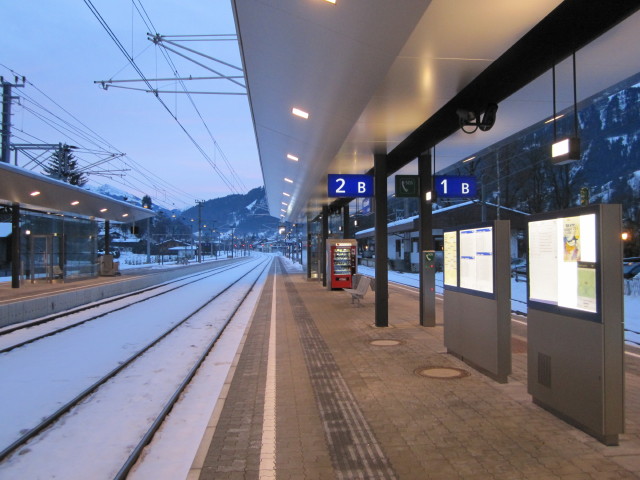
326 239 357 290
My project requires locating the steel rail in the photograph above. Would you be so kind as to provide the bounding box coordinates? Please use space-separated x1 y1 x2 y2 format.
0 259 252 354
0 256 270 462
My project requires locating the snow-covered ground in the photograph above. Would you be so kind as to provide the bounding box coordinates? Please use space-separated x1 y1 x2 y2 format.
356 265 640 346
0 255 272 479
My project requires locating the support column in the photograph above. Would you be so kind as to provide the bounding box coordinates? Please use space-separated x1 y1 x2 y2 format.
321 206 329 287
342 203 350 238
419 152 436 326
306 214 312 279
104 220 111 255
11 203 20 288
374 152 388 327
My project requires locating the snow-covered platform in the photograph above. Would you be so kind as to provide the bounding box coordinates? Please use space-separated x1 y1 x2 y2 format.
190 257 640 479
0 257 247 328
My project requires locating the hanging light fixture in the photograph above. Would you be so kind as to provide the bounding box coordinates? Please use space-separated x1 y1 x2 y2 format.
551 53 581 165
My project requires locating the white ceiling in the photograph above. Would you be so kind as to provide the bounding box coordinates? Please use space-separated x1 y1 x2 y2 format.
233 0 640 221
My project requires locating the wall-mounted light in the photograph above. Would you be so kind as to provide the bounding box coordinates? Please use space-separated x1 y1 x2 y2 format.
425 191 432 202
25 229 31 235
291 107 309 119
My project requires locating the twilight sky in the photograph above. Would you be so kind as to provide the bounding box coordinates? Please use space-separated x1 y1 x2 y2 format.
0 0 261 210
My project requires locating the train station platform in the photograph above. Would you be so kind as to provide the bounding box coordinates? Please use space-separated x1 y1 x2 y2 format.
190 258 640 480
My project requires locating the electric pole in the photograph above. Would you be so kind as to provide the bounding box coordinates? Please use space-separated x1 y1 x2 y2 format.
1 76 25 164
196 200 204 263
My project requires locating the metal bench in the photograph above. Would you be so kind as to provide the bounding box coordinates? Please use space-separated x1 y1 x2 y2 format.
343 275 372 306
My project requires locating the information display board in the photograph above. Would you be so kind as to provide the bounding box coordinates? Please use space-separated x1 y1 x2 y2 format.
443 231 458 287
443 223 494 296
528 213 598 315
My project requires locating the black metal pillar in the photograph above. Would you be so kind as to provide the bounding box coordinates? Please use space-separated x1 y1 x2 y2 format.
321 206 329 287
104 220 111 255
419 152 436 326
11 203 20 288
374 152 389 327
343 203 350 238
306 215 312 279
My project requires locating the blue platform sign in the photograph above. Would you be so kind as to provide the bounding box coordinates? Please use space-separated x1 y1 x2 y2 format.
435 176 477 198
328 174 374 197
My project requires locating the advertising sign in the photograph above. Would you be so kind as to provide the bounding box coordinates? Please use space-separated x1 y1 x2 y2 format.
528 213 597 313
328 174 374 197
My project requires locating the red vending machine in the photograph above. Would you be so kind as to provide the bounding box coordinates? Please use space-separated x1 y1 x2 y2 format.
327 239 357 289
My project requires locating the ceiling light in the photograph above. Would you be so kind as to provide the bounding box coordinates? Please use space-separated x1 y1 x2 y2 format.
100 208 108 213
30 191 41 196
281 209 286 213
122 213 129 218
462 156 476 163
286 154 299 161
283 192 291 197
545 114 564 124
291 107 309 119
282 202 288 206
284 177 293 183
71 200 80 206
324 0 336 3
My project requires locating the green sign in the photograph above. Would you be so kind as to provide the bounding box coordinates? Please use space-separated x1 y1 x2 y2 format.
395 175 419 197
424 250 435 263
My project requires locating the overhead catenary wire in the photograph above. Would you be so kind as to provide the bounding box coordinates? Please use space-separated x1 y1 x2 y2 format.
2 64 200 209
83 0 245 196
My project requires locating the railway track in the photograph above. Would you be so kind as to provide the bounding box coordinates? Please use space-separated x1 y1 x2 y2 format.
0 256 272 478
0 258 251 354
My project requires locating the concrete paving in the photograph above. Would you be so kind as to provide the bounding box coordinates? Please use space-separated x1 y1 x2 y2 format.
194 258 640 479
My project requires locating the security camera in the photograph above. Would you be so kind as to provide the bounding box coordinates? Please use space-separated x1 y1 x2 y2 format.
457 103 498 134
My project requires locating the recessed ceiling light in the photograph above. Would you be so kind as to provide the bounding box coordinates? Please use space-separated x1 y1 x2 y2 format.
122 213 129 218
291 107 309 119
100 208 108 213
324 0 336 3
283 192 291 197
282 202 288 206
545 114 565 124
30 191 41 196
281 209 286 213
71 200 80 206
286 154 299 161
284 177 294 183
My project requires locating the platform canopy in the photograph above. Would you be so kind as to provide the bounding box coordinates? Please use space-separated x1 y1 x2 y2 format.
232 0 640 221
0 162 155 222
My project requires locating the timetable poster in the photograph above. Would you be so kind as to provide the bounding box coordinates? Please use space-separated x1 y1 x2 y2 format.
459 227 493 294
443 231 458 287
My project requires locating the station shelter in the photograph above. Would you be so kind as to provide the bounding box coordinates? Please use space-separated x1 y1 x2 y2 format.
0 162 154 287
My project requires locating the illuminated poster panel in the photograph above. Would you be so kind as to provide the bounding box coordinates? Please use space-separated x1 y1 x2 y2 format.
459 226 494 294
529 213 597 313
443 231 458 287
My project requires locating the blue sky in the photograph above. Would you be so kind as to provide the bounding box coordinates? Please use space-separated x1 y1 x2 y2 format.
0 0 261 210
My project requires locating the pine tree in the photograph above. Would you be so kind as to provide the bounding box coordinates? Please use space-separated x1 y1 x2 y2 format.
42 144 88 186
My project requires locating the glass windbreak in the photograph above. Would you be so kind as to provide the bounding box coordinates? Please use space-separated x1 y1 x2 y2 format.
21 211 98 281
